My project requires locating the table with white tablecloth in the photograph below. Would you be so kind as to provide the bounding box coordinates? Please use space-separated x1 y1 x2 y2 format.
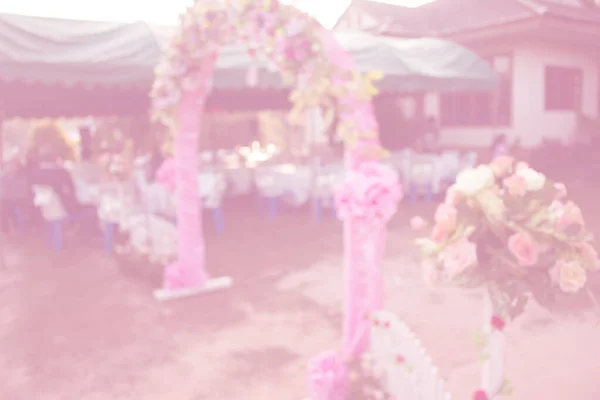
387 149 477 195
254 164 315 205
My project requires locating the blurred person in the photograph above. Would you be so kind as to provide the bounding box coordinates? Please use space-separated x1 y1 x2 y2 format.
29 149 95 220
79 125 92 161
421 116 440 152
0 156 33 234
490 133 510 160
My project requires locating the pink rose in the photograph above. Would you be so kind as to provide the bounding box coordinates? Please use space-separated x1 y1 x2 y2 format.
550 260 587 293
556 201 584 231
574 242 600 270
434 203 458 231
444 185 462 206
422 258 441 287
490 155 514 177
507 232 539 267
442 238 478 279
308 352 348 400
334 162 402 223
431 223 449 243
410 216 428 230
554 182 567 199
503 174 527 197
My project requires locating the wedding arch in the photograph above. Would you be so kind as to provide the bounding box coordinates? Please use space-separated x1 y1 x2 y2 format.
151 0 401 395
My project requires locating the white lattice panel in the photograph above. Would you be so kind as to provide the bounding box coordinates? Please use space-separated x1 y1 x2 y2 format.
370 310 452 400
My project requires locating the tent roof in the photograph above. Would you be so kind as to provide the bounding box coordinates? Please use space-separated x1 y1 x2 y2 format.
0 13 497 117
0 13 161 89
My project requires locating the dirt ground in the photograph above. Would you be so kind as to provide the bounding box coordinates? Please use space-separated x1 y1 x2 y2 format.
1 187 600 400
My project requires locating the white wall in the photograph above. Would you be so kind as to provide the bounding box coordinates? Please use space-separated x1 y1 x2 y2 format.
428 42 599 148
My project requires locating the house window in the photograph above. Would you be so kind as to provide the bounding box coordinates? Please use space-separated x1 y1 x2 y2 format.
440 55 512 127
544 66 582 111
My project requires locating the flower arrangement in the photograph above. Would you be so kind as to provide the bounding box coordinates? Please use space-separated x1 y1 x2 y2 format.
335 161 402 225
415 156 599 319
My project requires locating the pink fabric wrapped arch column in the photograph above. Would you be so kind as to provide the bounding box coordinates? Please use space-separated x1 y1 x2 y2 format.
153 55 233 300
307 30 402 400
148 2 400 394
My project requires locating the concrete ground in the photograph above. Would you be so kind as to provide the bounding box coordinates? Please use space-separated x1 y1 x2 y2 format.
1 187 599 400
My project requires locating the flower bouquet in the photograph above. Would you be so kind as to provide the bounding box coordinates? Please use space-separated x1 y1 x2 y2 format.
415 156 599 320
113 213 178 284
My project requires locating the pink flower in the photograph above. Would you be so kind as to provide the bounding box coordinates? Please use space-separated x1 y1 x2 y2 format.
548 200 565 218
308 352 348 400
421 258 441 288
490 155 514 177
550 260 587 293
410 216 428 230
554 182 567 199
574 242 600 270
444 185 462 206
503 174 527 197
334 162 402 223
473 390 489 400
442 238 478 279
556 201 584 231
431 223 449 243
507 232 539 267
434 203 458 232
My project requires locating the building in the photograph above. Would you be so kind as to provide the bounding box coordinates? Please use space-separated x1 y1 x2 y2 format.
334 0 600 148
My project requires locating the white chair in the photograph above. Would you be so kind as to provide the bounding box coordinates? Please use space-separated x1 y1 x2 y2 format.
203 173 227 235
226 167 253 195
32 185 68 251
72 174 105 205
394 149 413 189
436 151 461 189
255 169 285 221
118 213 178 265
282 166 313 206
461 151 478 170
96 182 137 254
311 172 341 222
406 154 437 202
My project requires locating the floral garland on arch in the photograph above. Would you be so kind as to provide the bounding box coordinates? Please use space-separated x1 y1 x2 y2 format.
150 0 388 162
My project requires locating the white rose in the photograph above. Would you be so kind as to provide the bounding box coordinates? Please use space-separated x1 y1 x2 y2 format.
454 165 495 196
476 189 506 219
515 166 546 191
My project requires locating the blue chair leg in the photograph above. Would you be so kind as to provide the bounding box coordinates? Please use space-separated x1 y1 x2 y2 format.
313 198 322 223
49 219 63 252
103 222 115 254
409 183 417 202
425 184 433 202
267 197 278 222
212 208 225 235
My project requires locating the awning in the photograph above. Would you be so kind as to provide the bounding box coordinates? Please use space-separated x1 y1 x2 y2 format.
0 13 497 117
